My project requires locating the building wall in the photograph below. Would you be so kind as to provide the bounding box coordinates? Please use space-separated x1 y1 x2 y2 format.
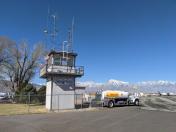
46 81 51 109
46 76 75 110
75 89 85 94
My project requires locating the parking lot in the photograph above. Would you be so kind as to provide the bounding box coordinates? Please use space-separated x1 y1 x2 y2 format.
0 105 176 132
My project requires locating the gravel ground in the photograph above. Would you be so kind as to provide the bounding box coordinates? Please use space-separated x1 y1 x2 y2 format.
140 95 176 112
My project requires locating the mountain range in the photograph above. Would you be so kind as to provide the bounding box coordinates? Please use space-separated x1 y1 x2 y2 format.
77 79 176 93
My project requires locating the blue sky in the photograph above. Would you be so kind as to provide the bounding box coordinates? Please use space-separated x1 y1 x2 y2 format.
1 0 176 83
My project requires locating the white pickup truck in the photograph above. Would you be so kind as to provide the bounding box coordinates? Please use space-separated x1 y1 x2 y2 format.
95 90 140 108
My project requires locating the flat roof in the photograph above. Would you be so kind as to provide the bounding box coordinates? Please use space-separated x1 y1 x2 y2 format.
75 86 86 90
48 50 77 56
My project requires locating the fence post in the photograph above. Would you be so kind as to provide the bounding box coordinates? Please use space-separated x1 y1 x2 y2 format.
89 95 92 108
76 94 77 106
81 94 83 109
101 100 104 108
28 92 30 113
58 94 59 111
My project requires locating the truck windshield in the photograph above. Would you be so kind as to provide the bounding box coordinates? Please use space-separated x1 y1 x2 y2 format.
95 93 102 101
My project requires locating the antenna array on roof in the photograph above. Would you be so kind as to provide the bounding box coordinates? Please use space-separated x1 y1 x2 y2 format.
43 8 58 51
67 17 74 52
43 9 75 53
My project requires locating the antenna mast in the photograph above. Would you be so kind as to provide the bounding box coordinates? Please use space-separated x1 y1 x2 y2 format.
44 11 58 51
67 17 74 52
51 14 57 48
72 16 74 49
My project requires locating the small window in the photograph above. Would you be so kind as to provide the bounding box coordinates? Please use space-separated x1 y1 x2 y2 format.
61 58 67 66
67 58 73 66
54 57 61 65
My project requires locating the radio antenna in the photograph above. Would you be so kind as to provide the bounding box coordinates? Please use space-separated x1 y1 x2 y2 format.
43 10 58 51
67 16 74 52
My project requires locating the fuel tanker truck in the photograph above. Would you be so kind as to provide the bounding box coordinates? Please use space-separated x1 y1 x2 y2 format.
95 90 139 108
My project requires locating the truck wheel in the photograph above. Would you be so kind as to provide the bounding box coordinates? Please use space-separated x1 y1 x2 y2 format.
108 101 114 108
134 99 139 106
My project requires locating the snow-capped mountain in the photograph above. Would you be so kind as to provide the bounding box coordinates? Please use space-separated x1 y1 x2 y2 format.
78 80 176 93
137 80 176 86
76 81 103 87
107 79 129 86
135 80 176 93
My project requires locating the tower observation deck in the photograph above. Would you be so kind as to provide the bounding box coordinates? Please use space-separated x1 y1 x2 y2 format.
40 14 84 110
40 51 84 78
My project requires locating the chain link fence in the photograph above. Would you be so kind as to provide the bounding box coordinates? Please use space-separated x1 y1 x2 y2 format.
0 93 103 115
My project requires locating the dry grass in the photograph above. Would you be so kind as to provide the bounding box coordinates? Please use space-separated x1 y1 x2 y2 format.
0 104 48 116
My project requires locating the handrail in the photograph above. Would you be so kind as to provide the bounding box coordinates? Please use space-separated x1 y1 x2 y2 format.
40 64 84 77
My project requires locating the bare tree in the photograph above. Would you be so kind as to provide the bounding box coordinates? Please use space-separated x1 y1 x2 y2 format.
0 36 15 67
0 36 15 82
3 41 44 93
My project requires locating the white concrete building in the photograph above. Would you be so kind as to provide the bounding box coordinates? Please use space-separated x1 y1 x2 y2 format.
40 51 84 110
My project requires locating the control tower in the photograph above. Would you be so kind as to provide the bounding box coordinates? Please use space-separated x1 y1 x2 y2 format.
40 15 84 110
40 50 84 110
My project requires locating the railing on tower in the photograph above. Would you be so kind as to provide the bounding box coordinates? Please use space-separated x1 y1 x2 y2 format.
40 64 84 78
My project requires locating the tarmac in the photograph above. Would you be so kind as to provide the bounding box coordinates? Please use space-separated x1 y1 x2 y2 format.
0 95 176 132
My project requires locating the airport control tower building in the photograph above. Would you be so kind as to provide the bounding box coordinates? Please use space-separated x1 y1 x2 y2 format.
40 15 84 110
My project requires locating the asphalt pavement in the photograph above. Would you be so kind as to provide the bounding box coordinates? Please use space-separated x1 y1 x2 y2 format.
0 106 176 132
